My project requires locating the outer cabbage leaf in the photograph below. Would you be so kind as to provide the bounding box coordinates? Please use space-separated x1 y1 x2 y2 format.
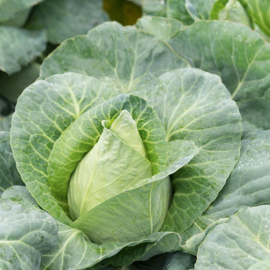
40 22 189 88
160 20 270 130
2 186 37 207
134 68 241 233
181 128 270 254
0 186 58 270
0 27 46 75
169 20 268 100
26 0 109 44
195 206 270 270
0 132 23 194
41 223 186 270
204 129 270 218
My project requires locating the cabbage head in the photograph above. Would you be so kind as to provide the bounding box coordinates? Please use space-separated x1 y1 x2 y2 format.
68 110 171 243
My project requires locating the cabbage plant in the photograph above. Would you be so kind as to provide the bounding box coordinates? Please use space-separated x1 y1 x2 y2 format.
7 15 270 269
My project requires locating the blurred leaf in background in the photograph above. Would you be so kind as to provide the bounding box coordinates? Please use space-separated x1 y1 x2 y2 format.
104 0 142 25
0 63 40 103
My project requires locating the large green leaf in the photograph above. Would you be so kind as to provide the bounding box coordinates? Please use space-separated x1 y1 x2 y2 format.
137 19 270 130
0 186 58 270
27 0 109 44
134 68 241 233
195 206 270 270
204 129 270 218
11 73 121 224
0 27 46 75
181 128 270 254
0 0 43 24
0 63 40 102
167 20 270 130
0 132 23 194
40 22 189 87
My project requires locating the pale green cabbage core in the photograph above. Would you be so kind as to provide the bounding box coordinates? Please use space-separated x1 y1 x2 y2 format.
68 110 153 220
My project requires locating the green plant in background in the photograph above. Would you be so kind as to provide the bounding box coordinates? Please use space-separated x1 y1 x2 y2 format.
0 0 142 116
0 0 107 115
144 0 270 41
